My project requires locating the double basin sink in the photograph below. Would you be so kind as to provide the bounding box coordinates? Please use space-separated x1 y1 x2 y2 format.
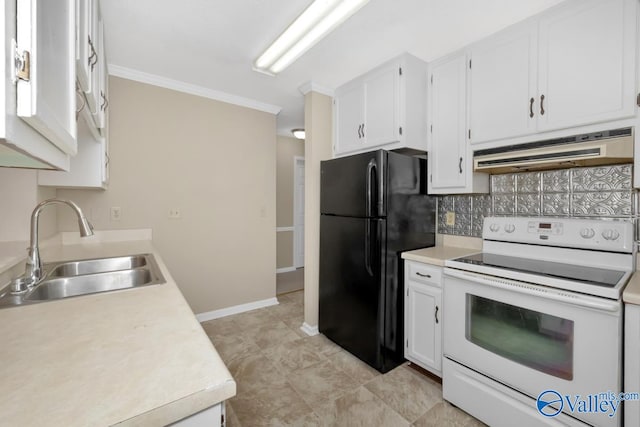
0 253 165 308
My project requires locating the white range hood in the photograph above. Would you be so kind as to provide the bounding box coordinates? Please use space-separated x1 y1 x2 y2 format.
473 128 633 174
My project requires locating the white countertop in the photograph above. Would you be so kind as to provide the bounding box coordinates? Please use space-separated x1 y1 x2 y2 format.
0 237 235 426
402 245 481 267
624 272 640 305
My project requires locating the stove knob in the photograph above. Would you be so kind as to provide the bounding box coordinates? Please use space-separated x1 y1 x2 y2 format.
489 223 500 233
580 228 595 239
504 224 515 233
602 229 620 241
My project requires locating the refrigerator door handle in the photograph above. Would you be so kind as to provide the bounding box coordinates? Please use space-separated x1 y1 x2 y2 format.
364 219 377 277
366 159 377 217
377 155 385 216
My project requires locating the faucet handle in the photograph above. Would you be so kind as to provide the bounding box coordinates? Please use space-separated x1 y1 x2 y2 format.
10 277 33 294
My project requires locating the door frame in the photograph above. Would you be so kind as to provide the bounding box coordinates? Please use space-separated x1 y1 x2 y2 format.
293 156 305 268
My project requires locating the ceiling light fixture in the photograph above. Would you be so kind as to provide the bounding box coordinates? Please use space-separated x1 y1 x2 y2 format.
254 0 370 75
292 129 306 139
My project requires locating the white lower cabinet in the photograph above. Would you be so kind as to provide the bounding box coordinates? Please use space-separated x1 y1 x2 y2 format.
168 402 223 427
404 261 442 376
625 304 640 427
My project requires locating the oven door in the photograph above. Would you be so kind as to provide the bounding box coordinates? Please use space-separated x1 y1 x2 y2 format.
444 268 622 427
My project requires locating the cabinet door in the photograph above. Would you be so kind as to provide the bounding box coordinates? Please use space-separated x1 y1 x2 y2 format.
469 23 537 145
537 0 637 132
334 84 364 154
76 0 91 92
429 54 468 192
16 0 77 155
363 64 400 147
84 0 101 123
406 281 442 372
93 18 107 132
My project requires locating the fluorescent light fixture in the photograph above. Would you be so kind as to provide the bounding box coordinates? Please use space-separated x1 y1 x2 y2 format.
254 0 370 74
292 129 306 139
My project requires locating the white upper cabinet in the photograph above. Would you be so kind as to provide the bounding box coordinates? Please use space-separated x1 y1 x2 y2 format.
16 0 77 156
429 53 489 194
0 0 72 170
75 0 91 93
38 0 109 189
537 0 637 131
84 0 101 122
469 0 637 148
469 23 537 145
362 64 400 147
333 53 427 157
334 83 364 154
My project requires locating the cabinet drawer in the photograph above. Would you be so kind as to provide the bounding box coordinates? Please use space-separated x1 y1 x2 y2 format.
407 262 442 287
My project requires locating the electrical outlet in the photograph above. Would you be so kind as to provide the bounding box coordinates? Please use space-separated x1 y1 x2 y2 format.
110 207 122 221
168 208 181 219
445 211 455 226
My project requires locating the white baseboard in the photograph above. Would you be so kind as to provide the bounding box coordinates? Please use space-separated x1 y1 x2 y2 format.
300 322 319 336
196 297 278 322
276 267 296 274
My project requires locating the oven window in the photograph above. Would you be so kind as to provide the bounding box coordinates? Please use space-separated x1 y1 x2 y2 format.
465 294 573 380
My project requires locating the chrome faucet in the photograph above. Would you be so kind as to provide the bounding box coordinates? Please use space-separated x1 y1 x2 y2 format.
12 199 93 293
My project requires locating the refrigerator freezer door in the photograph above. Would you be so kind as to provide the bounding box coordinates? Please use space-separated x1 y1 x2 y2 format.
319 215 386 370
320 150 386 217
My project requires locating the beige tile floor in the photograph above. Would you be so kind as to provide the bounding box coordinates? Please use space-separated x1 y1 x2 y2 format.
201 290 485 426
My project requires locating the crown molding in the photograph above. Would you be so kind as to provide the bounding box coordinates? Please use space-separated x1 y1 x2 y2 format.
298 82 334 97
108 64 282 115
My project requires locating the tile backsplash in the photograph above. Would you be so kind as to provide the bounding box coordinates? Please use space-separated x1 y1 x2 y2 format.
438 164 635 238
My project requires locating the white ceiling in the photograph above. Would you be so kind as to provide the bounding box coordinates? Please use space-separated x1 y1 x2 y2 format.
101 0 566 137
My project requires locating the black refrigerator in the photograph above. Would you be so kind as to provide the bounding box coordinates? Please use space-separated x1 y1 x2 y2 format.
319 149 437 373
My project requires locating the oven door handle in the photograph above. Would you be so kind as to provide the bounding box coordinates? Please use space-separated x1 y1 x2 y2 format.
444 268 621 313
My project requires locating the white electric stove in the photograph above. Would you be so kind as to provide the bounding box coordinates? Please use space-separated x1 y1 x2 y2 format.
442 216 635 427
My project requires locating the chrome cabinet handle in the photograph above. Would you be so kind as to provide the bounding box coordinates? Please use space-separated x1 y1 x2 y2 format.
459 157 463 174
357 124 362 139
540 94 545 115
361 123 365 138
435 306 439 324
416 272 431 278
100 92 109 112
529 97 535 118
88 37 98 71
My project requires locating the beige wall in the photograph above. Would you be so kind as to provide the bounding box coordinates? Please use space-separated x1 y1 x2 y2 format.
276 135 304 269
57 77 277 314
303 91 333 329
0 169 56 242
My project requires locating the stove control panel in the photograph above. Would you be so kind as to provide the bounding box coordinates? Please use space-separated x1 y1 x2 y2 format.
483 217 634 253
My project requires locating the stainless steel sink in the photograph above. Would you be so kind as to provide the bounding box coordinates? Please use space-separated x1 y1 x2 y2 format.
46 254 148 278
0 253 165 308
